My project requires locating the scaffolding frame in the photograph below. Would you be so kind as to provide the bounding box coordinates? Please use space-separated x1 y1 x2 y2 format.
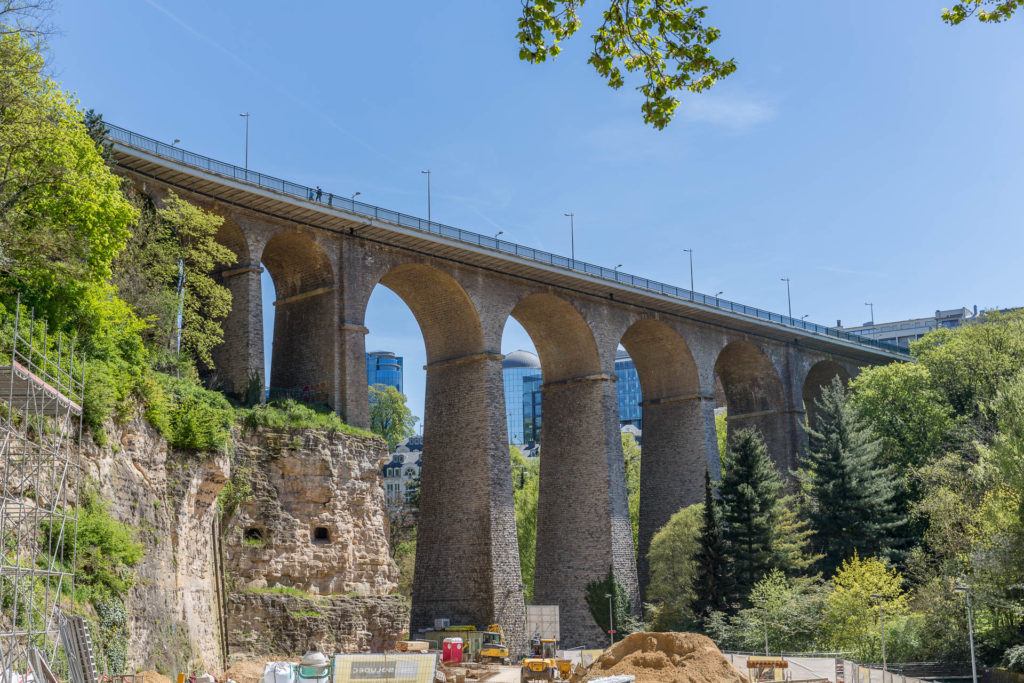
0 298 84 683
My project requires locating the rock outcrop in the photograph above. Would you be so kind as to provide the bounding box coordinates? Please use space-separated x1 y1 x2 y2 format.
223 426 399 595
82 414 229 675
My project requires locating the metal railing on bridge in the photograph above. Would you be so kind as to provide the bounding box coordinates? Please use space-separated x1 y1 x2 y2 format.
105 123 908 357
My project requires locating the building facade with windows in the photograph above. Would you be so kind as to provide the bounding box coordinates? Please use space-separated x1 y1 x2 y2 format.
515 349 643 446
366 350 404 393
380 435 422 508
841 307 979 350
503 350 542 445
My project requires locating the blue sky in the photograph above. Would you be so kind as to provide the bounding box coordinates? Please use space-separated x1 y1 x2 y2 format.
51 2 1024 421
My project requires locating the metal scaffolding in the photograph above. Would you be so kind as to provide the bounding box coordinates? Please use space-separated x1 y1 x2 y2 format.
0 299 84 683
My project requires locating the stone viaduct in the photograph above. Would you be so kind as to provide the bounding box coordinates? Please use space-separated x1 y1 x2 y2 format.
107 125 908 650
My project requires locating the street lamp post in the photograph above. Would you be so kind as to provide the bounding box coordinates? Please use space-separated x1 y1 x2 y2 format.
421 170 431 224
757 599 769 655
871 594 887 683
865 302 875 325
604 592 614 647
683 248 694 293
954 586 978 683
781 278 792 319
239 113 250 171
715 291 723 306
495 231 504 240
351 191 361 200
564 213 575 261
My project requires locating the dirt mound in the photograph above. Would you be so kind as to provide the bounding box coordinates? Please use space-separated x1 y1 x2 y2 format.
138 671 173 683
583 632 746 683
225 658 292 683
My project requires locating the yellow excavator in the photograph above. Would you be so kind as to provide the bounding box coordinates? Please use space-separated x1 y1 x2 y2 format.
480 624 510 663
521 637 572 682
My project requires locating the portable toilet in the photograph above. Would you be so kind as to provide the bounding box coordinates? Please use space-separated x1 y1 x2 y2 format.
443 637 464 664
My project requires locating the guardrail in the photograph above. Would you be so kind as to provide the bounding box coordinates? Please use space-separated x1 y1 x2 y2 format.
105 123 908 357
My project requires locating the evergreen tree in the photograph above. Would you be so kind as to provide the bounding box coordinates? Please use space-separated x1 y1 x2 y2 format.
692 469 730 620
719 427 784 609
799 376 902 576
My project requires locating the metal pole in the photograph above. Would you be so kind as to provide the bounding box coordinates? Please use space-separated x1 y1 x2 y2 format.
865 302 874 325
605 592 614 647
239 113 249 171
781 278 792 319
564 213 575 261
757 600 768 655
872 594 887 683
421 170 431 224
684 248 694 293
956 587 978 683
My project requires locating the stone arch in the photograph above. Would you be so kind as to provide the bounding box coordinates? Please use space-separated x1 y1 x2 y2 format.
260 231 336 400
802 360 852 432
509 293 636 645
619 319 711 598
714 340 792 470
375 264 523 649
209 216 261 396
508 293 602 383
377 263 487 364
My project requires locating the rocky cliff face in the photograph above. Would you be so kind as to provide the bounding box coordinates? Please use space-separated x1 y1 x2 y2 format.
81 418 407 673
82 414 229 674
223 427 399 596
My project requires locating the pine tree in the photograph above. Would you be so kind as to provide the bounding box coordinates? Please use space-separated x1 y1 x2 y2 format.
799 376 903 576
693 469 730 620
720 428 784 609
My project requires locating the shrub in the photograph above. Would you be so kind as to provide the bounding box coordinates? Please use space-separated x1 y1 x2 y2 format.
237 399 374 437
155 373 234 451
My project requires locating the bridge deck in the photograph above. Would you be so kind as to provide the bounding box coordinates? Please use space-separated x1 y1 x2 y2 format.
106 124 908 364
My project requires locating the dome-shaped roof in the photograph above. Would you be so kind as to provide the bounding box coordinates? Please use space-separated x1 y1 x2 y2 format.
503 349 541 370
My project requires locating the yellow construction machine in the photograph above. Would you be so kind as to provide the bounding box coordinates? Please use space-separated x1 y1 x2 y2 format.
479 624 510 663
521 637 572 682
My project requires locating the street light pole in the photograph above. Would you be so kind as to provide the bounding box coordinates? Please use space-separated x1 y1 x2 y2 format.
604 592 614 647
683 248 694 293
564 213 575 261
955 586 978 683
421 170 431 224
872 594 887 683
239 113 250 171
781 278 792 319
865 302 875 325
757 599 768 655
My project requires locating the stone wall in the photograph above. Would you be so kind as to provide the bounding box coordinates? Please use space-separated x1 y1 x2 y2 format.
82 414 229 674
223 426 398 595
226 593 408 657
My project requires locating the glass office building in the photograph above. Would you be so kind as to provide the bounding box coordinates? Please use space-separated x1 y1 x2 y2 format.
615 349 642 429
366 351 403 393
503 350 542 445
523 374 543 446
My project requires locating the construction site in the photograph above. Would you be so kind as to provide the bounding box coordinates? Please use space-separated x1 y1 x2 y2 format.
0 299 951 683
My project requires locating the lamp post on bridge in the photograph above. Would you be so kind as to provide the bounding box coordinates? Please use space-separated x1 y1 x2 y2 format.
865 302 875 325
421 170 431 224
780 277 792 319
564 212 575 261
239 112 250 172
683 248 694 293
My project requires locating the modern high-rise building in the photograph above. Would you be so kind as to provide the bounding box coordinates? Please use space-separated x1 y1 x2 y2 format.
366 350 403 393
513 348 644 446
615 350 642 429
502 350 542 445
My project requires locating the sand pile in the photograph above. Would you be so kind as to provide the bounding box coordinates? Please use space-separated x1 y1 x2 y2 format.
582 632 746 683
225 658 289 683
137 671 173 683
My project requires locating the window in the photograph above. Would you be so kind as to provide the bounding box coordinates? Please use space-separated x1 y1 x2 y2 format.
312 526 331 544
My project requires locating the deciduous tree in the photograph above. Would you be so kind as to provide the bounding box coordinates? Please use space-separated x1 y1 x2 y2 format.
647 503 702 630
368 384 418 449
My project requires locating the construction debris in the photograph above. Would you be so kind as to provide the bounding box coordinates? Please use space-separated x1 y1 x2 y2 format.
576 633 747 683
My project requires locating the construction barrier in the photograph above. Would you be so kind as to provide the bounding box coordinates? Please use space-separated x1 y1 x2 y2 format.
332 654 437 683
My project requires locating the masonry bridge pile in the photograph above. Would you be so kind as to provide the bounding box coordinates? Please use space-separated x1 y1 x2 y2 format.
108 128 906 651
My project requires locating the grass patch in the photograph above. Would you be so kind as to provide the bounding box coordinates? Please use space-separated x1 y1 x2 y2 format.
244 585 315 599
237 399 375 437
290 610 324 618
